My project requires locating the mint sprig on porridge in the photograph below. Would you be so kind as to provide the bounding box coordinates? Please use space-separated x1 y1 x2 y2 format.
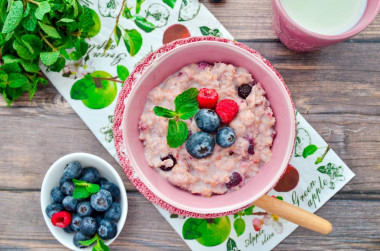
153 87 199 148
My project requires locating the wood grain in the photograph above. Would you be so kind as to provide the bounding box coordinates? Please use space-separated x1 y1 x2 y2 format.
204 0 380 40
0 191 379 250
1 0 380 249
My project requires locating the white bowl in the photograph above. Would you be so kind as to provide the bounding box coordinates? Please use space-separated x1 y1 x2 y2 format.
41 153 128 250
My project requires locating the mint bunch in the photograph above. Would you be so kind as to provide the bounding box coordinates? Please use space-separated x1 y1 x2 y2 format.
79 234 109 251
0 0 98 106
154 88 199 148
72 179 100 199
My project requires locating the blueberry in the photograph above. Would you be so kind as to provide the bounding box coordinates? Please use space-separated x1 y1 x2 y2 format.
98 177 108 186
77 201 93 217
45 203 63 218
185 132 215 159
101 182 120 201
216 127 236 148
80 216 97 236
71 214 82 232
62 196 79 213
63 224 75 233
104 202 121 221
91 189 113 212
195 109 221 133
73 232 92 248
238 84 252 99
64 161 82 180
159 154 177 171
79 167 99 184
50 187 64 203
59 175 71 186
97 219 117 240
226 172 243 188
61 181 75 196
94 214 104 226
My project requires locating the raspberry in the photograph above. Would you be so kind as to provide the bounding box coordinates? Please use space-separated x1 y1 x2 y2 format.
51 211 72 228
197 88 218 109
215 99 239 124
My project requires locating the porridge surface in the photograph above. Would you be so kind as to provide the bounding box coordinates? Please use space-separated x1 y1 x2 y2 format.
138 63 276 197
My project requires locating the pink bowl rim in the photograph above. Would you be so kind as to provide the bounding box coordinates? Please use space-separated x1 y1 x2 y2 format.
113 36 296 218
273 0 380 41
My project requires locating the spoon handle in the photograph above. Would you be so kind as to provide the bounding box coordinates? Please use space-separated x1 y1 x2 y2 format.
254 195 332 235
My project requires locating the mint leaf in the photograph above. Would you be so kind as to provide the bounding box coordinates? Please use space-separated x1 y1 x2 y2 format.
72 179 88 186
123 29 143 57
153 106 176 118
22 8 37 32
40 51 60 66
49 57 66 72
13 40 35 60
182 218 207 240
163 0 176 8
116 65 129 81
2 55 20 64
302 144 318 158
38 21 61 38
35 1 51 20
97 239 109 251
20 59 40 73
167 119 188 148
0 71 8 88
75 39 88 57
2 1 23 33
233 218 245 237
57 18 75 23
2 63 21 74
134 16 155 33
176 103 198 120
86 183 100 194
174 88 198 112
73 186 91 199
8 73 28 88
78 235 97 246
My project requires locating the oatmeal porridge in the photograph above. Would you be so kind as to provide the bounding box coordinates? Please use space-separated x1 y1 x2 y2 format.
138 62 276 197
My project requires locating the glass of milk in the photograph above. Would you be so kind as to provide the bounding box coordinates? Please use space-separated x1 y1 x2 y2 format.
272 0 380 51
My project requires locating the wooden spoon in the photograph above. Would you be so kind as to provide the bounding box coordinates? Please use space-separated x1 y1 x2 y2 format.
254 195 332 234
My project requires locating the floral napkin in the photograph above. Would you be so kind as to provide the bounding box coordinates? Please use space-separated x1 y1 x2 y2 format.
42 0 355 250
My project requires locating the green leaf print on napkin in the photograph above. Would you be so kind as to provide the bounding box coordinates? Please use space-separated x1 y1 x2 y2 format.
226 238 241 251
200 26 223 37
116 65 129 81
123 29 143 56
302 144 318 158
134 16 155 33
163 0 177 9
233 218 245 237
98 0 120 18
294 127 311 157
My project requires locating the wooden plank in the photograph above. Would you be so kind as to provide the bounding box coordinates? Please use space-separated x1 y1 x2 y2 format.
0 42 378 192
204 0 380 40
0 191 189 250
0 191 379 250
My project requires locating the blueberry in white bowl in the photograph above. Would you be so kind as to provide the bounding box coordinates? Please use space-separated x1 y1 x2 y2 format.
41 153 128 251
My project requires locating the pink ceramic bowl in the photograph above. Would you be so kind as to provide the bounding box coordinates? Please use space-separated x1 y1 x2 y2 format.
272 0 380 51
113 36 296 218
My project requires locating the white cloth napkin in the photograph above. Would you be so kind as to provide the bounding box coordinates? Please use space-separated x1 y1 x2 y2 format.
42 0 354 250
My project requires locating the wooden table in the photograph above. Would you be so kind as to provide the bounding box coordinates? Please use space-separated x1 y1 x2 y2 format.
1 0 380 250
